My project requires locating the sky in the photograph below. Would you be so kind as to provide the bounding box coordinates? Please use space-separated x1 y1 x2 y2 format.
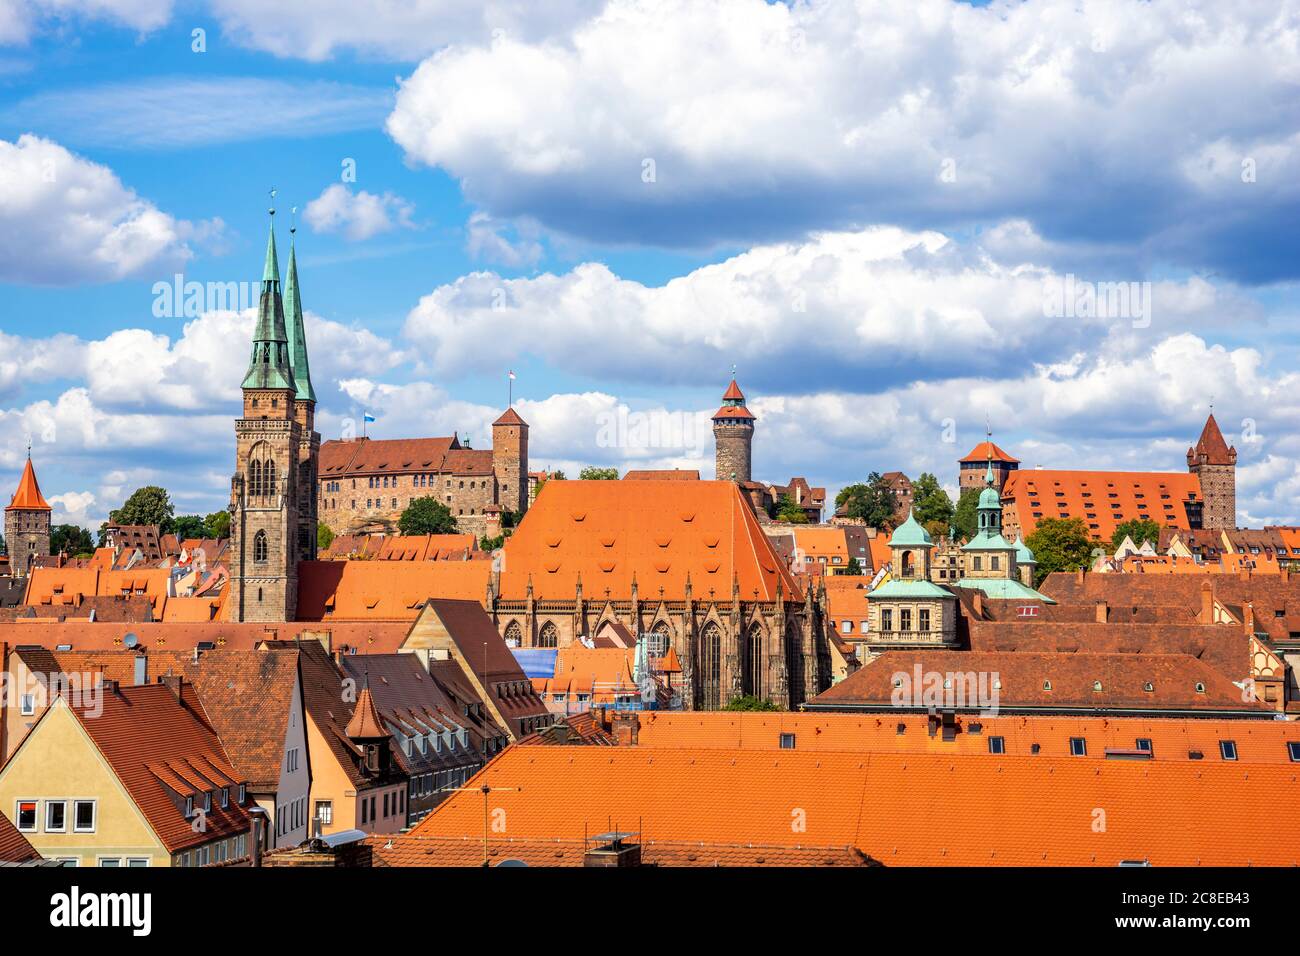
0 0 1297 531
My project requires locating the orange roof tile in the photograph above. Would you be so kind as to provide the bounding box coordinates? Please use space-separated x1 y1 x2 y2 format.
319 436 461 478
623 469 701 481
498 480 802 602
0 809 41 863
959 441 1020 464
296 560 491 620
1002 469 1202 541
722 379 745 402
493 407 528 427
6 457 51 512
1190 413 1235 465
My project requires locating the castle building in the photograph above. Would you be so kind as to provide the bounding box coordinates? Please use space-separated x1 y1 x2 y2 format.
317 408 529 540
863 511 957 658
1187 413 1237 531
958 440 1018 494
712 379 755 483
952 460 1050 602
227 208 317 622
4 454 50 577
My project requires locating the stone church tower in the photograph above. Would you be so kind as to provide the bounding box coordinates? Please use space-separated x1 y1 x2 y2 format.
228 207 317 622
712 379 755 483
4 453 50 577
1187 412 1236 530
492 407 529 516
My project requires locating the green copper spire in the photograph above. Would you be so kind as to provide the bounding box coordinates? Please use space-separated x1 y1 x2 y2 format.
282 222 317 403
241 201 295 392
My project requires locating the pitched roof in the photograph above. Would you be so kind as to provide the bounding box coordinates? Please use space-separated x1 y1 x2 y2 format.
498 480 802 601
623 469 701 480
296 560 492 620
959 441 1020 464
409 745 1300 865
345 683 388 740
0 810 40 863
722 379 745 402
67 683 250 853
6 457 50 511
492 407 528 427
318 436 461 478
0 619 409 654
807 650 1269 716
1190 413 1235 465
1002 469 1202 541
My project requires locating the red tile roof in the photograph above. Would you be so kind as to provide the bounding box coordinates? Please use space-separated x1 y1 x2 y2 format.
319 436 462 478
722 379 745 402
6 458 50 511
492 407 528 427
959 441 1020 464
1189 413 1235 465
498 480 802 601
622 470 701 480
1002 469 1202 541
0 810 40 863
296 560 491 620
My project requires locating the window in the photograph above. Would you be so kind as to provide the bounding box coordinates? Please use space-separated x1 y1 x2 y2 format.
73 800 96 833
315 801 333 826
918 608 930 631
1219 740 1238 761
1135 738 1153 754
988 736 1005 755
779 733 796 750
840 620 851 633
220 788 229 809
881 609 892 631
238 784 246 804
98 858 121 867
19 694 35 716
45 800 67 832
899 608 912 631
253 530 268 563
360 797 368 825
1288 742 1300 762
1069 737 1087 756
15 801 36 832
126 859 149 868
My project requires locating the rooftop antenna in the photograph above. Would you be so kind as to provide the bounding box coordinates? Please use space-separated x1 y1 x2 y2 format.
437 782 523 866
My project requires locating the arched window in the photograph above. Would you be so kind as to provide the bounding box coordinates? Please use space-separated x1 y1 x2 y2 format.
649 621 671 658
504 621 522 647
785 624 805 708
900 549 915 578
537 621 558 648
265 459 276 496
746 624 764 699
253 530 268 563
248 459 262 498
700 623 722 709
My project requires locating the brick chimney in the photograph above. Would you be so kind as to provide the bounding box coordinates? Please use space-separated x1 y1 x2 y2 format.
1094 601 1108 624
158 673 183 702
1199 579 1215 624
1243 602 1256 636
611 711 639 745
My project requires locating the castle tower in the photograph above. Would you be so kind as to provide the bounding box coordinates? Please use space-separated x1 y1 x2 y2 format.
492 407 529 516
1187 413 1236 530
712 378 755 483
4 452 51 576
228 205 306 622
283 221 320 560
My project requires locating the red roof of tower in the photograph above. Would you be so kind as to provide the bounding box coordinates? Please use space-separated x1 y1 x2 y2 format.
959 441 1020 464
1189 413 1234 465
493 407 528 427
345 682 388 740
722 379 745 401
6 458 51 512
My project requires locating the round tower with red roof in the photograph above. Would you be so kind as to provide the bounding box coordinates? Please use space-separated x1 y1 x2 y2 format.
712 378 755 483
5 451 51 577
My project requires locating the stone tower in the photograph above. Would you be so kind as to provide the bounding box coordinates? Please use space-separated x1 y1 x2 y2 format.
492 407 529 516
4 453 50 576
1187 412 1236 531
228 206 310 622
712 378 755 483
283 222 320 561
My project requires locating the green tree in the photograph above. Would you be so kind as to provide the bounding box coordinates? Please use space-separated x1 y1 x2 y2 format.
952 487 982 541
1111 518 1162 552
911 472 954 526
110 486 175 531
480 533 505 552
722 695 781 712
398 496 459 535
835 472 898 528
50 524 95 556
171 515 207 540
845 556 863 575
776 494 810 524
1025 517 1094 585
317 521 335 551
204 510 231 539
578 466 618 480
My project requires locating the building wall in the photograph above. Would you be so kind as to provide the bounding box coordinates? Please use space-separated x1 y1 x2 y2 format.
493 420 529 516
272 669 310 847
1193 462 1236 531
713 422 753 484
319 470 499 537
294 401 320 562
303 713 406 837
0 702 167 867
4 508 48 578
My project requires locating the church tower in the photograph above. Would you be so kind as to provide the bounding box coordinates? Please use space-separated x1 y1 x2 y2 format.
1187 413 1236 530
712 378 755 483
228 203 309 622
283 219 320 560
4 452 50 577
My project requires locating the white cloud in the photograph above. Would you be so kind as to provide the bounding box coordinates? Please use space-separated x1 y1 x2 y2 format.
386 0 1300 279
402 224 1252 389
48 489 97 527
0 0 172 44
209 0 603 61
0 134 206 284
465 211 542 267
304 183 416 241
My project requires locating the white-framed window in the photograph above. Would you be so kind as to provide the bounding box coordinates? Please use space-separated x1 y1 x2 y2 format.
220 788 229 809
237 784 246 804
45 800 67 833
73 800 96 833
19 694 35 716
1220 740 1238 761
53 858 79 867
15 800 37 832
185 796 194 817
315 800 333 826
126 858 149 867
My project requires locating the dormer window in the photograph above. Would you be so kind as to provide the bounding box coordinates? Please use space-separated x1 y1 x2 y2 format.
220 788 229 809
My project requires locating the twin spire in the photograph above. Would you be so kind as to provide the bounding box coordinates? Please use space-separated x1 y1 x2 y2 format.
242 198 315 402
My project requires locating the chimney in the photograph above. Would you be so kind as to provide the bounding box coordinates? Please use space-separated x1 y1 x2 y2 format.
1243 603 1256 636
584 835 643 868
158 673 183 702
551 719 570 745
248 807 268 868
971 589 984 619
1094 601 1108 624
611 711 639 745
1199 579 1214 624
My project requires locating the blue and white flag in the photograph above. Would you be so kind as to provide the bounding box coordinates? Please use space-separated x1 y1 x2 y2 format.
363 412 376 423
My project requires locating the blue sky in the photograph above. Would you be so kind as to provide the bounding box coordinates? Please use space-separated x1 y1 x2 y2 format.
0 0 1297 530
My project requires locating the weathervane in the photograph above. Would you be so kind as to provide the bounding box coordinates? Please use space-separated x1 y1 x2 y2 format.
290 205 298 235
268 186 277 215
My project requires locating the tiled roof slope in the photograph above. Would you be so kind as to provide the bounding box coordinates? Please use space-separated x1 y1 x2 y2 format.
0 620 409 654
806 650 1268 716
296 560 491 620
498 480 802 601
1002 469 1202 541
179 648 301 790
959 441 1020 464
6 458 50 511
320 436 496 478
1190 413 1235 465
70 683 249 853
411 746 1299 865
623 470 701 481
0 810 40 862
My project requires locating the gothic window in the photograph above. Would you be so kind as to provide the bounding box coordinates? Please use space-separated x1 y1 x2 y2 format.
648 621 671 658
253 530 268 563
700 622 722 709
265 459 276 496
745 624 764 699
785 624 805 707
248 459 262 497
537 621 559 648
504 621 522 647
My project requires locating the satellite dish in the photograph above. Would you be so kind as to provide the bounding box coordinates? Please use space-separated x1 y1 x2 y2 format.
123 633 139 649
495 859 529 867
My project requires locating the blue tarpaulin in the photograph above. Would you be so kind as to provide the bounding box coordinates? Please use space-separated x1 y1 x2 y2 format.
512 648 559 679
